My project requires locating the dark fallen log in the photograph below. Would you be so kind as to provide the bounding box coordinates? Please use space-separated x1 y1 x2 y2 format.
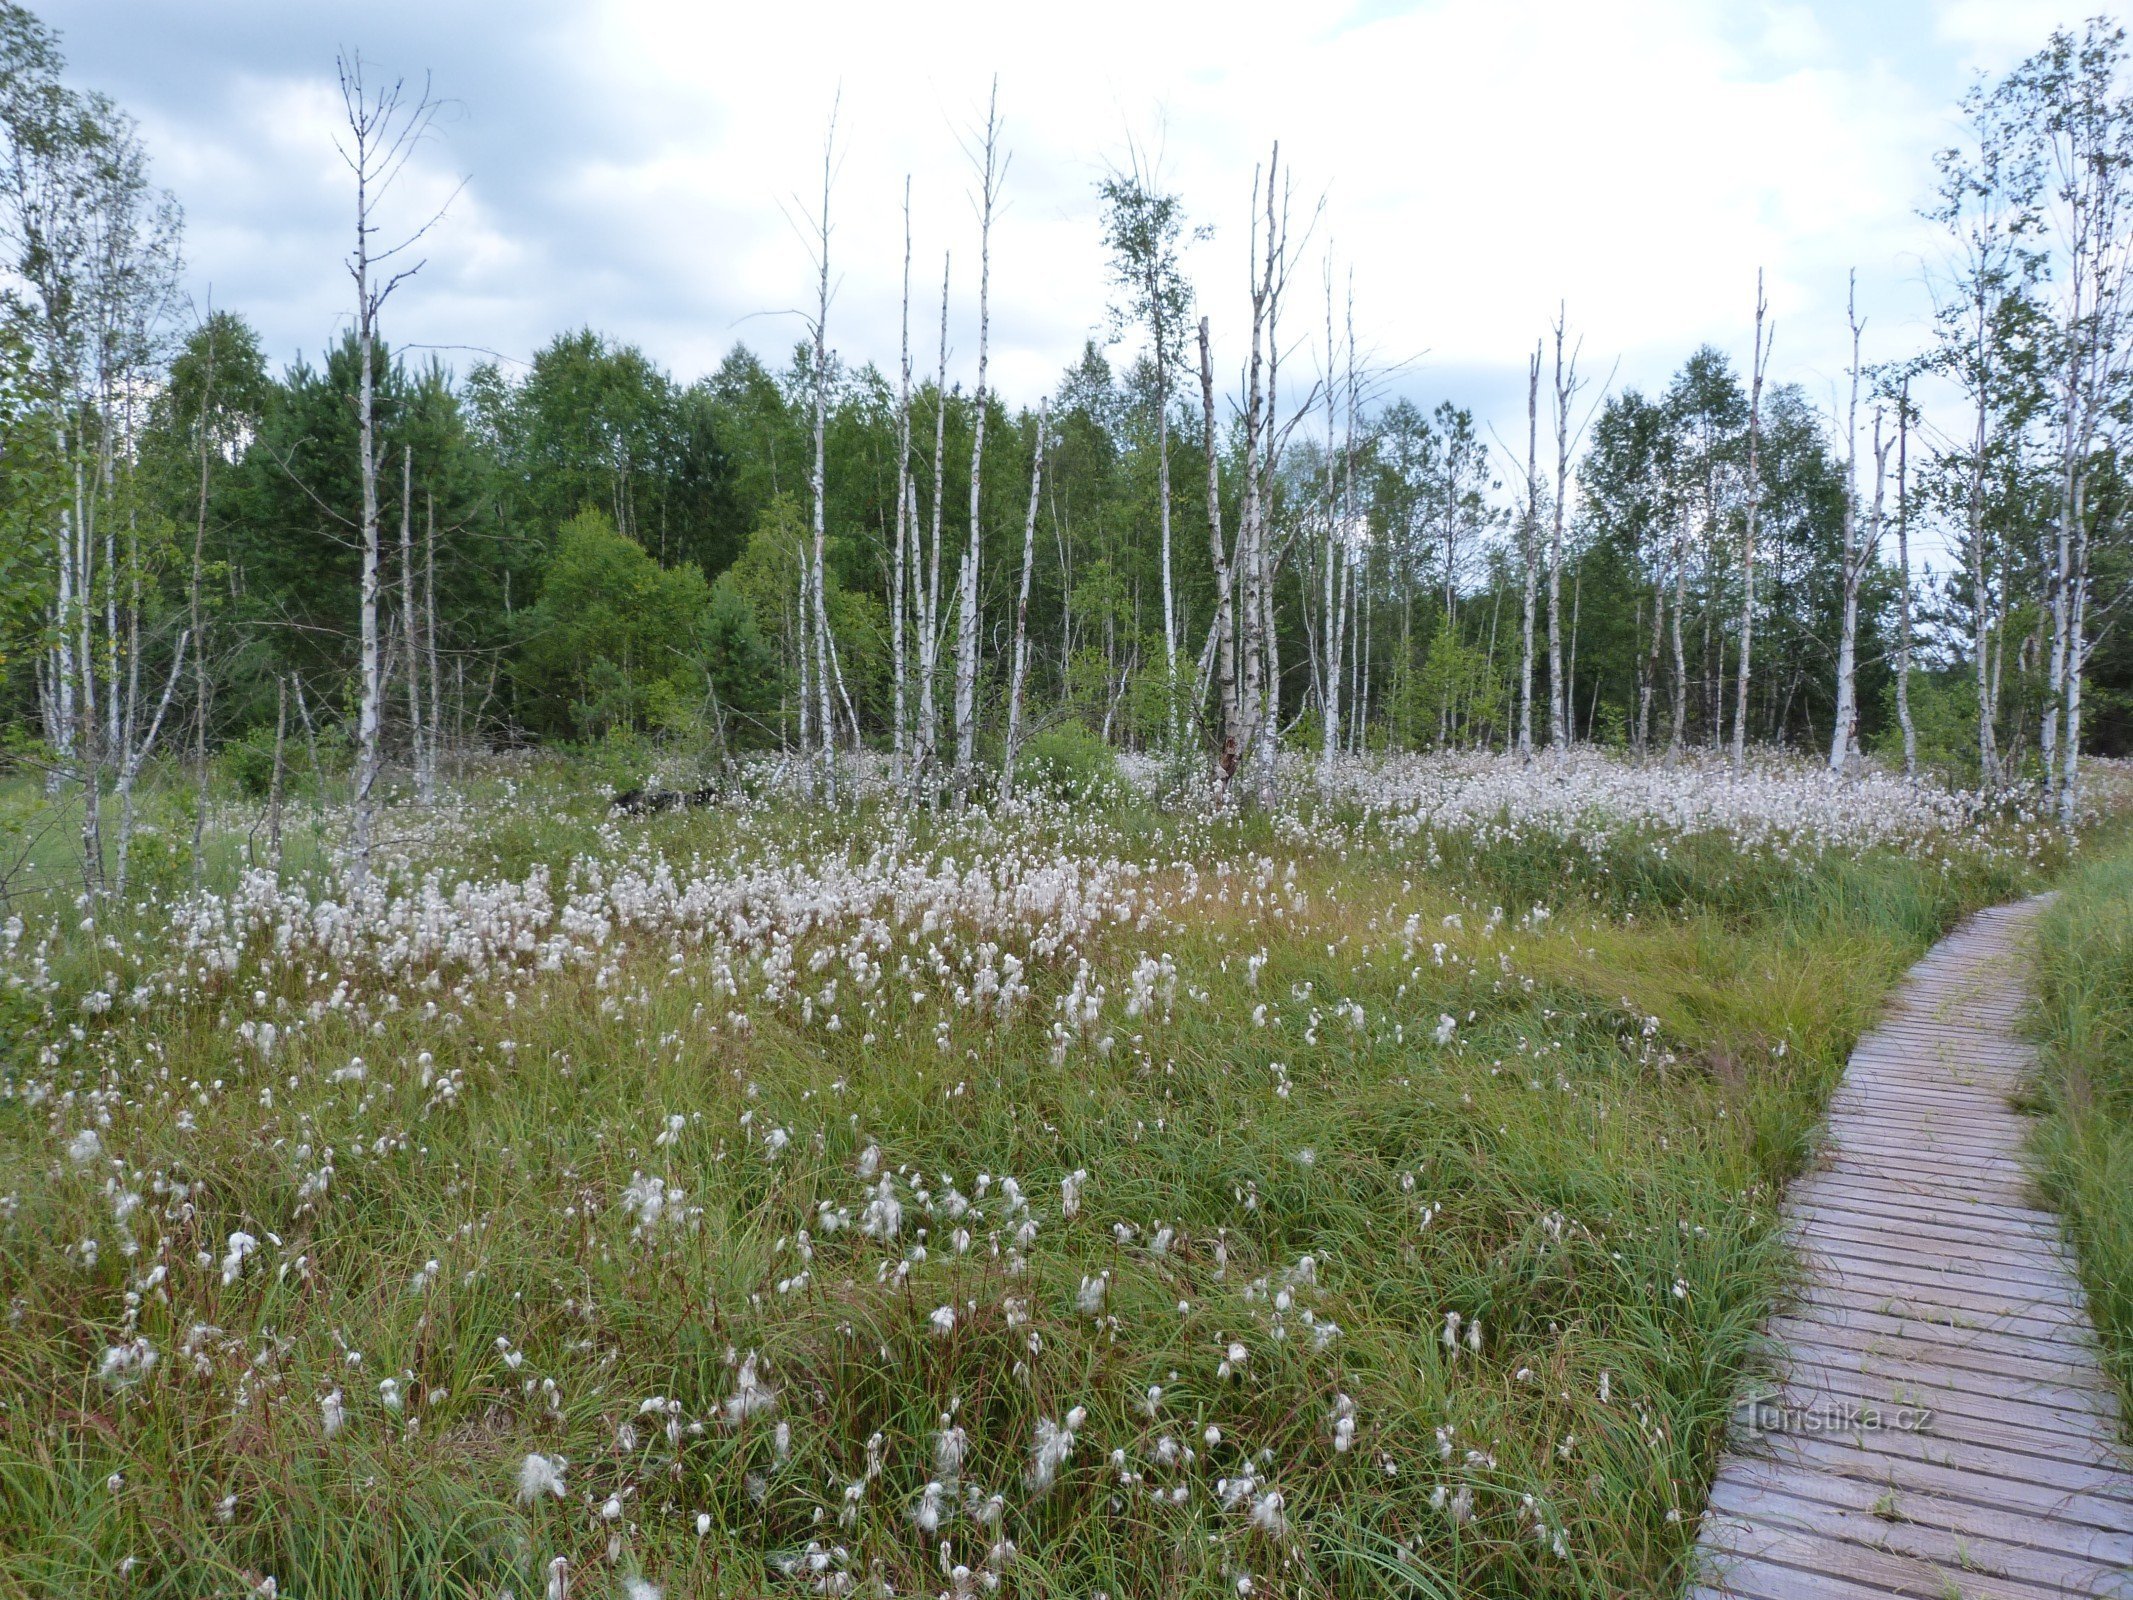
611 785 718 816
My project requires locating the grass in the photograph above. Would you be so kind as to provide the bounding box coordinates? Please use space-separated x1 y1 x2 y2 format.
0 755 2068 1599
2029 836 2133 1416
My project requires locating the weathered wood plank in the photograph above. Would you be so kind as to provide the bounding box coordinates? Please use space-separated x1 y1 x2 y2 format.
1687 897 2133 1599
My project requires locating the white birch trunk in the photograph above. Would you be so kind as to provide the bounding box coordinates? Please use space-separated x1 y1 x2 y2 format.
1829 276 1865 774
1894 384 1916 778
1733 273 1768 772
954 83 1001 803
1519 344 1540 759
917 254 950 794
891 178 913 790
808 111 839 804
999 399 1047 798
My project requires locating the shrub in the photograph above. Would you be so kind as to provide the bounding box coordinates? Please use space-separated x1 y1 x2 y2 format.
1015 721 1124 803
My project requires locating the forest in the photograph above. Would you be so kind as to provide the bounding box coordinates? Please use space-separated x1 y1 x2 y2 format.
6 9 2133 1600
6 7 2132 880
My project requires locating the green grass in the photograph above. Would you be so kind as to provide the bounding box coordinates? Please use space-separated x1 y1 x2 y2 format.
2029 839 2133 1415
0 761 2063 1599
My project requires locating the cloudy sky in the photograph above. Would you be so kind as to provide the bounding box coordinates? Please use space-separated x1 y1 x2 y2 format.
46 0 2093 464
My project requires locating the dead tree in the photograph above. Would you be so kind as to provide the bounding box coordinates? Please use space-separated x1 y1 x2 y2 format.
335 52 452 887
1519 342 1541 757
1198 315 1241 778
1547 307 1580 751
1000 399 1048 797
1894 378 1916 776
916 253 951 792
1830 273 1869 773
891 177 913 789
954 80 1004 803
804 101 841 802
1732 272 1770 772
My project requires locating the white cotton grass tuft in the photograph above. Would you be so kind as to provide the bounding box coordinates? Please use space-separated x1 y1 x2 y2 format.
320 1388 345 1438
1249 1488 1287 1537
1076 1272 1107 1315
1027 1406 1086 1494
911 1479 948 1532
622 1580 661 1600
1330 1393 1357 1453
515 1451 566 1505
723 1351 776 1425
98 1337 156 1390
67 1129 101 1165
219 1231 259 1286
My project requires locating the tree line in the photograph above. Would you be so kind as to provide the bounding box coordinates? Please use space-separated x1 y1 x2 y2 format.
5 5 2133 894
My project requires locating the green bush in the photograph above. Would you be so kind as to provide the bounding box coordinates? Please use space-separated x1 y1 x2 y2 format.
1014 721 1124 803
217 723 286 798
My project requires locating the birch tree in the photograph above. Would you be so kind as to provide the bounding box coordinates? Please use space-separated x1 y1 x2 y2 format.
1829 273 1869 773
335 53 449 888
1929 80 2042 787
1000 399 1047 796
802 104 841 802
953 81 1004 802
1892 379 1917 776
2005 23 2133 822
1099 145 1200 744
1732 272 1769 771
1197 314 1241 782
891 177 913 789
1518 343 1541 757
916 253 950 791
1547 307 1580 750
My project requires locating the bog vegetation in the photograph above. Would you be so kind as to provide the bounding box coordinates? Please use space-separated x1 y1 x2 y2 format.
0 750 2092 1599
6 4 2133 1598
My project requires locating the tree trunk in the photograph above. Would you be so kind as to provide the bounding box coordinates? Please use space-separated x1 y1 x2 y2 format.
1000 400 1048 798
399 444 424 802
1894 381 1916 778
1519 343 1540 758
423 490 440 797
808 109 839 803
891 178 913 790
918 254 950 792
954 83 1002 804
1548 308 1575 751
1829 275 1865 773
1733 272 1767 772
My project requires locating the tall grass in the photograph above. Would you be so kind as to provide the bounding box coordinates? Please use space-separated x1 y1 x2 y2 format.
2030 842 2133 1413
0 762 2058 1599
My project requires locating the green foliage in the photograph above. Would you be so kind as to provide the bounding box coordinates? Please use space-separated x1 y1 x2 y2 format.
217 722 285 798
2030 835 2133 1414
1392 619 1507 750
513 509 720 739
1873 670 1981 780
1014 720 1125 803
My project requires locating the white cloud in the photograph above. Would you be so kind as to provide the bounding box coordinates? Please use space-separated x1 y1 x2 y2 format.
47 0 2079 470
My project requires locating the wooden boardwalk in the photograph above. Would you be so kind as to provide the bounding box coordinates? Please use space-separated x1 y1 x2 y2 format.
1690 899 2133 1600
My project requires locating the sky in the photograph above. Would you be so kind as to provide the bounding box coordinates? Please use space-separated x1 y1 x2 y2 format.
43 0 2101 496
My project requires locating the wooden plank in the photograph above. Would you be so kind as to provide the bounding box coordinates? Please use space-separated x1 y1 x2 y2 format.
1688 897 2133 1599
1706 1479 2133 1595
1744 1432 2133 1534
1698 1517 2113 1600
1712 1456 2133 1566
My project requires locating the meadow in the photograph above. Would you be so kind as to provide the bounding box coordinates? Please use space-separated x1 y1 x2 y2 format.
0 750 2094 1600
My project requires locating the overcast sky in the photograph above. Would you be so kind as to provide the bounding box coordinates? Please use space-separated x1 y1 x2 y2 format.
45 0 2099 484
